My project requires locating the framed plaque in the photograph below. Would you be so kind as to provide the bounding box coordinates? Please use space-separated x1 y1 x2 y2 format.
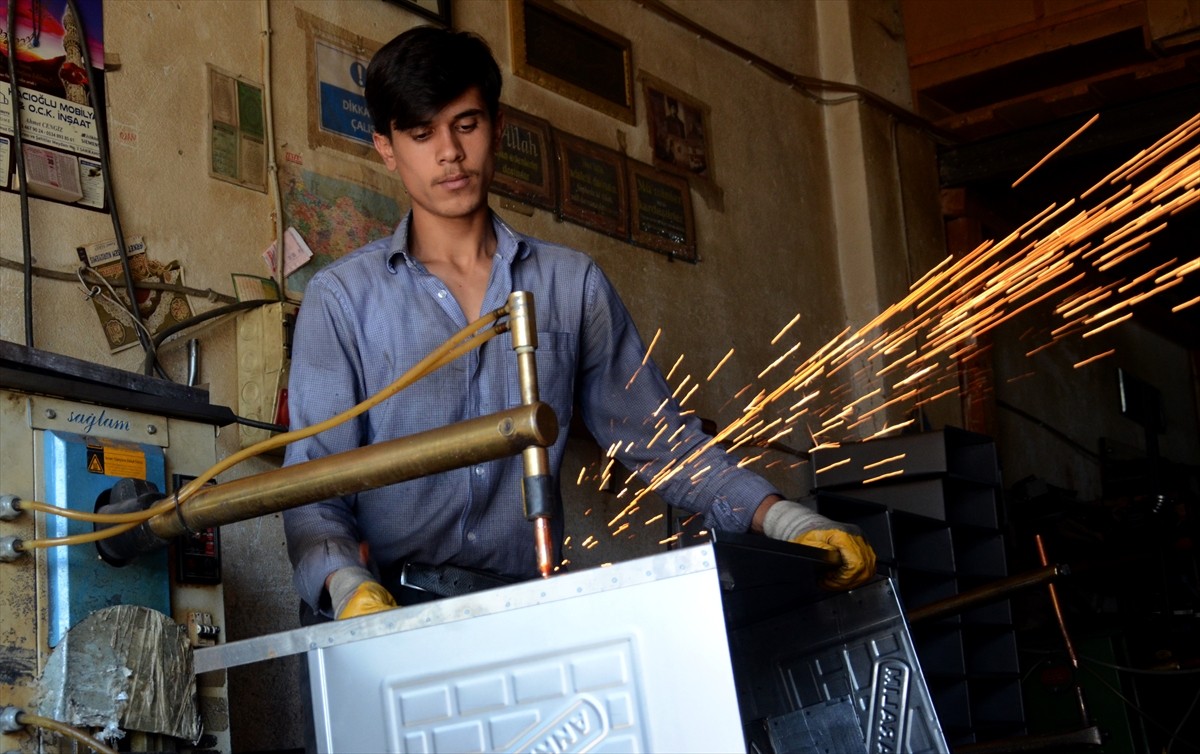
508 0 635 124
491 105 557 211
640 71 715 185
627 160 696 262
555 130 629 240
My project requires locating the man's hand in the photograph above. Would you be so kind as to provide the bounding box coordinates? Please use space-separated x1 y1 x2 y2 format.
327 566 397 620
761 500 877 590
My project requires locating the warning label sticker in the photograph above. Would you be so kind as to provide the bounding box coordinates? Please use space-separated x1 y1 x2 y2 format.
85 444 147 479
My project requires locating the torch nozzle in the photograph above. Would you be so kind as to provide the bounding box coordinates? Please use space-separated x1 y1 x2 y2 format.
534 517 553 578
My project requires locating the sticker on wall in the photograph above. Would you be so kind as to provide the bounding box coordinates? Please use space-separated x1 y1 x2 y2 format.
297 9 381 162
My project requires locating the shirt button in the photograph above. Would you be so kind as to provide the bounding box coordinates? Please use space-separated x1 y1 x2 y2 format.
467 531 477 542
474 466 485 476
437 289 448 299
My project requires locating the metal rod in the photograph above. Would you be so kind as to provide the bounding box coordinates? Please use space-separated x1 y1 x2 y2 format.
144 403 557 541
1035 533 1090 726
907 564 1065 625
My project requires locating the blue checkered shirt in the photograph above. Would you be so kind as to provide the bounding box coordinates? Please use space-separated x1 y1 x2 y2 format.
282 212 778 612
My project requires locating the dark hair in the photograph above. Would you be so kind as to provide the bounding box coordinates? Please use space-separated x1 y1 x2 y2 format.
365 26 502 134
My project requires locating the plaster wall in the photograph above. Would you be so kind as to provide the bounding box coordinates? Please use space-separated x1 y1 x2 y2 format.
0 0 945 748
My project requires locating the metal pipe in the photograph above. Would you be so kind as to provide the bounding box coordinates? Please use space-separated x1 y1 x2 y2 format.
1036 533 1090 726
907 564 1066 625
97 403 557 559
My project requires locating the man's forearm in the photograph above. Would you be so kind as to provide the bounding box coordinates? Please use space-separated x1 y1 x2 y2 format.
750 494 783 534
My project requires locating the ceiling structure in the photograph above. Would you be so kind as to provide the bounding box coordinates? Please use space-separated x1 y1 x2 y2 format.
900 0 1200 347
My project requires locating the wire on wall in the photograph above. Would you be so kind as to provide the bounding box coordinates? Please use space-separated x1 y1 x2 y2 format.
6 0 35 347
261 0 289 302
63 0 159 371
635 0 953 145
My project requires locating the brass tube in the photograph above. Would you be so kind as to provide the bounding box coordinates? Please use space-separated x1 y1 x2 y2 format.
509 292 551 479
507 291 555 578
907 564 1064 625
145 403 558 540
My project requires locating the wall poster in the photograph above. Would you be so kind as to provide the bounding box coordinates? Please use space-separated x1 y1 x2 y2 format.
0 0 107 211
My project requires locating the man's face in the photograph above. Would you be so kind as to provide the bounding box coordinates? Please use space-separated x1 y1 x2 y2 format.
372 87 501 222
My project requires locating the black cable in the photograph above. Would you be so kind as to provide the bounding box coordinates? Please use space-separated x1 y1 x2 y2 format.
64 0 154 361
235 414 288 433
996 398 1102 463
1078 662 1200 753
6 2 34 347
142 298 279 376
1168 684 1200 754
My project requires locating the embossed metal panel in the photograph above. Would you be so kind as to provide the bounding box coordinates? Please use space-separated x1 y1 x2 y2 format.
728 579 948 754
308 546 745 753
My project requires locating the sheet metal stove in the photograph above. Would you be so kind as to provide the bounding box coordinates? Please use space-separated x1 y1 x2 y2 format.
200 534 947 753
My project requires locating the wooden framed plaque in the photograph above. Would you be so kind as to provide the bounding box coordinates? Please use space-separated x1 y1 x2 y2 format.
508 0 635 124
640 71 715 186
627 160 696 261
555 130 629 240
491 105 557 211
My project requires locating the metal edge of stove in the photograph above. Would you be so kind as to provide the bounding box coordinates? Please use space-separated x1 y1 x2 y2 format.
194 543 720 674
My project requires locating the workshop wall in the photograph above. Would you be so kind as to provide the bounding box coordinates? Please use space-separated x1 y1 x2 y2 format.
1 0 944 749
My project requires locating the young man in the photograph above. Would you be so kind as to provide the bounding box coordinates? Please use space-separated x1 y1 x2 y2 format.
282 27 875 622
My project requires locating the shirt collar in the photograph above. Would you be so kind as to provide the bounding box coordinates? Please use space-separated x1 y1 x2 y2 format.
385 210 532 273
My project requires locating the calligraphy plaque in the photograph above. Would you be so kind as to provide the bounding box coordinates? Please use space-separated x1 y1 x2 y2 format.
555 130 628 239
628 160 696 262
491 105 556 211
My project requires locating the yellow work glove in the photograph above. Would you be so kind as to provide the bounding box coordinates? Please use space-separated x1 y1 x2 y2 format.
763 500 877 590
327 566 397 620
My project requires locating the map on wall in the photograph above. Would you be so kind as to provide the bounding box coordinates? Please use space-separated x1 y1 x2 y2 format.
279 163 404 295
